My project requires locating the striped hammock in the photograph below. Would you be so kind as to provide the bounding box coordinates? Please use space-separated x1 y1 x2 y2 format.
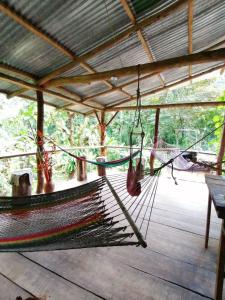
0 172 160 252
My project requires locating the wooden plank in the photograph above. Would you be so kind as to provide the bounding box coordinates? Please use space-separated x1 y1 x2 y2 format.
23 249 208 300
19 175 220 299
0 272 33 299
0 253 100 300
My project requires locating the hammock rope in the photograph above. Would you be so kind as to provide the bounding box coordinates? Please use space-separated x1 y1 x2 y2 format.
44 136 140 168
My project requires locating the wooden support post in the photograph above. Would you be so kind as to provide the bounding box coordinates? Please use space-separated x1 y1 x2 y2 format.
216 115 225 175
36 91 44 194
150 108 160 174
100 111 106 157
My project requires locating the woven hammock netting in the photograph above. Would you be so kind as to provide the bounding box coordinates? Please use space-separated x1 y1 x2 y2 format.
152 139 209 172
0 170 160 252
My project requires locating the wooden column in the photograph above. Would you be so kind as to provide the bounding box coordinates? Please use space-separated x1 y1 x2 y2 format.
150 108 160 173
100 111 106 157
36 91 44 193
216 115 225 175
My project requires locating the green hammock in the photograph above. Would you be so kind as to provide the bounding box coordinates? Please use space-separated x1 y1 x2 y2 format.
55 143 140 167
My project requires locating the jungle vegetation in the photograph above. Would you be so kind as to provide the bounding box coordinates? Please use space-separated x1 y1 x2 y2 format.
0 75 224 195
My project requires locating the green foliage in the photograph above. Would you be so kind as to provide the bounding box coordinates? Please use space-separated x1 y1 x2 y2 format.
0 75 225 194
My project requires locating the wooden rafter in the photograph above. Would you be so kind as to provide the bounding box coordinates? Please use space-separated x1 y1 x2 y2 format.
106 112 119 127
94 111 101 125
105 101 225 112
188 0 194 77
0 72 102 111
106 62 225 107
0 63 36 81
45 48 225 86
120 0 165 87
0 89 85 115
0 3 132 103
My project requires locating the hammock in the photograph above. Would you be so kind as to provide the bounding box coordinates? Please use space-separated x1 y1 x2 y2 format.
152 140 210 172
0 171 160 252
50 141 140 168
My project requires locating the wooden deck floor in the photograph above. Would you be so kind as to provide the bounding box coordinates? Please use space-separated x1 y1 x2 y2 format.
0 172 222 300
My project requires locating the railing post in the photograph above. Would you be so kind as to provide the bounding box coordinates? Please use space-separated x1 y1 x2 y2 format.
216 114 225 175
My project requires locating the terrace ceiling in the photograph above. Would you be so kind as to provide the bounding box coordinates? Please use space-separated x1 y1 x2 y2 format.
0 0 225 115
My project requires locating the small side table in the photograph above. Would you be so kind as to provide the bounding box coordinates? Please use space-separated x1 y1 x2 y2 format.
205 174 225 300
10 168 33 196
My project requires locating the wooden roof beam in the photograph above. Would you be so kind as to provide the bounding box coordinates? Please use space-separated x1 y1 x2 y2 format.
188 0 194 77
46 48 225 86
120 0 165 87
0 89 85 115
105 101 225 112
0 72 102 111
106 62 225 108
0 63 36 81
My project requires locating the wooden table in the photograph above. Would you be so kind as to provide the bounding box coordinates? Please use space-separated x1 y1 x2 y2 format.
205 174 225 300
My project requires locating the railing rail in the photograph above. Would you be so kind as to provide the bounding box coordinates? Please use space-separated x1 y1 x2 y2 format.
0 144 216 160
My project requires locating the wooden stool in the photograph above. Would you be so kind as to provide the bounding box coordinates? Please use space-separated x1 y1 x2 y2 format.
96 156 106 176
76 157 87 181
10 168 32 196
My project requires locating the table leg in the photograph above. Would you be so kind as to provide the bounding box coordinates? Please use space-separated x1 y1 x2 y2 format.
205 194 212 249
215 220 225 300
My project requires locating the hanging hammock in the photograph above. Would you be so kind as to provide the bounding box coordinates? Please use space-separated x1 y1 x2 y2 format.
152 140 209 172
0 171 162 252
56 144 140 167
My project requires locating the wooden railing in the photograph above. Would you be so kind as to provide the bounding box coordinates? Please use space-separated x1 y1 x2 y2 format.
0 145 216 160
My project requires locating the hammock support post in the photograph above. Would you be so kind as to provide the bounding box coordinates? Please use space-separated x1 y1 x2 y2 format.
36 91 44 194
216 115 225 175
150 108 160 174
105 177 147 248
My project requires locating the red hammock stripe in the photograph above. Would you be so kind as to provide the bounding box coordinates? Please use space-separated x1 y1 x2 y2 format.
0 212 104 244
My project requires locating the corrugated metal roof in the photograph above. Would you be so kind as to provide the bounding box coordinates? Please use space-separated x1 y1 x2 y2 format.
142 3 188 61
0 0 224 114
64 82 109 99
87 32 148 71
123 75 162 95
193 0 225 52
0 12 70 77
127 0 177 22
162 67 189 84
94 90 128 105
2 0 132 56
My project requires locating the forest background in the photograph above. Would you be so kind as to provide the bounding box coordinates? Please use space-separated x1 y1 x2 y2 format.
0 74 225 195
